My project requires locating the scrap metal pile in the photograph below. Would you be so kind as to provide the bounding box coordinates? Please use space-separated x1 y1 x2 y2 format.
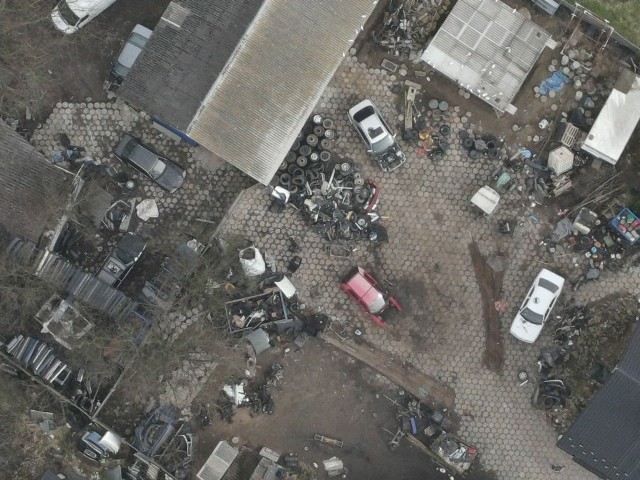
383 393 477 476
371 0 448 58
274 115 388 244
531 295 639 431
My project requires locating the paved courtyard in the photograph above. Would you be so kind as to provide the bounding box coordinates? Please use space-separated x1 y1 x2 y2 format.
217 52 640 480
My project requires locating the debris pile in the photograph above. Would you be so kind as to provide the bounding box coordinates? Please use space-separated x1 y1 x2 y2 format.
532 295 639 431
372 0 450 59
273 114 388 244
382 392 477 476
5 335 71 386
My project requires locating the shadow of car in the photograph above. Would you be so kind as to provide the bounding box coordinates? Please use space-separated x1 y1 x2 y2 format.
114 133 186 193
348 99 406 172
104 24 153 91
340 266 402 327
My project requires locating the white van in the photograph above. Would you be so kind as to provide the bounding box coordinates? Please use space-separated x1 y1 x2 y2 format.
51 0 118 34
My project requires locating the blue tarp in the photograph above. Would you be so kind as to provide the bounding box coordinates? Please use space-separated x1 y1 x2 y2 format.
539 71 571 95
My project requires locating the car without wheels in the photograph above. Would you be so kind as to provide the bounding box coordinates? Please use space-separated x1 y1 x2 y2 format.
96 233 146 287
510 268 565 343
340 267 402 327
348 99 406 172
114 134 186 193
104 24 153 91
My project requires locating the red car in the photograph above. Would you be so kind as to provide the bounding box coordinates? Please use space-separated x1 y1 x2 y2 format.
340 267 402 327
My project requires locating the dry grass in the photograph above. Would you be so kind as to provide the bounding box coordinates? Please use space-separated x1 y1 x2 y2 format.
567 0 640 47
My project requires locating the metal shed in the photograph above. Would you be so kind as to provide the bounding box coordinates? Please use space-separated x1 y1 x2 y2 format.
421 0 554 114
581 69 640 165
557 324 640 479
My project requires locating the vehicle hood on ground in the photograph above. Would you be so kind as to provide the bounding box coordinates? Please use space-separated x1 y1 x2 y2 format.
156 163 186 193
510 315 543 343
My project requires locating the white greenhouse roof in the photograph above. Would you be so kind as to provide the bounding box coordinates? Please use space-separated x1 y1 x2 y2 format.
421 0 554 113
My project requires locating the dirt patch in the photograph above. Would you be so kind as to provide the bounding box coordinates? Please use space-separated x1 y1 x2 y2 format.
195 338 451 480
468 242 505 373
0 0 171 123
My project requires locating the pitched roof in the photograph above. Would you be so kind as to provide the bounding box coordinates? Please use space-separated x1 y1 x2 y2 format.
119 0 265 131
421 0 553 113
120 0 378 185
0 123 71 242
557 325 640 479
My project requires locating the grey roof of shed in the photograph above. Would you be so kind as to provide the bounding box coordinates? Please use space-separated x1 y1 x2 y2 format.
119 0 264 131
0 123 71 242
421 0 553 113
557 325 640 479
187 0 379 185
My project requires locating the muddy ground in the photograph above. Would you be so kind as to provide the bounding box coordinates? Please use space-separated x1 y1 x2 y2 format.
194 337 497 480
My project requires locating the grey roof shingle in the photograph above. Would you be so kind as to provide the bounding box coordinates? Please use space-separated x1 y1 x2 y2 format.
0 123 71 242
557 325 640 479
119 0 264 131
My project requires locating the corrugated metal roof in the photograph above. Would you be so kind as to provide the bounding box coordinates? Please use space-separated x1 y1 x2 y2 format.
198 441 239 480
119 0 264 131
186 0 378 185
0 123 72 242
581 70 640 165
557 325 640 479
421 0 552 113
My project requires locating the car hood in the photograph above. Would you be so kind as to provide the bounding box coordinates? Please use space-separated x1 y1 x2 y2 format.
510 315 543 343
51 8 78 34
156 163 186 192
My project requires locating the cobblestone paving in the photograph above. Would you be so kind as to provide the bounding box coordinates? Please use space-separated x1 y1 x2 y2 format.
31 98 254 257
215 53 640 480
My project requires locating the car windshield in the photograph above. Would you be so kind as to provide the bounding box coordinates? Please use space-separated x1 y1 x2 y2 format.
539 278 559 293
58 0 80 25
371 134 395 154
148 158 167 179
520 307 544 325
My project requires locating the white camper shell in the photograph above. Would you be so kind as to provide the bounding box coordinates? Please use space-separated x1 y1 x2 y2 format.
581 69 640 165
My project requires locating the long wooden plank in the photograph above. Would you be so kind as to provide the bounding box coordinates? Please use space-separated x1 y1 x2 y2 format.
320 332 455 408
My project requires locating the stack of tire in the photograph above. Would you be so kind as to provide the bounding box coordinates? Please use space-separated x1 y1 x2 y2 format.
276 114 336 192
460 131 503 160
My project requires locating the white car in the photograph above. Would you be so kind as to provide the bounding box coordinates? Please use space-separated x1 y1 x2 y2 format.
104 24 153 91
510 269 565 343
348 99 406 172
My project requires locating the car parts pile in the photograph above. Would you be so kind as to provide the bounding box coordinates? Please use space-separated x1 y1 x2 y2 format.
371 0 446 58
294 163 387 243
274 114 388 244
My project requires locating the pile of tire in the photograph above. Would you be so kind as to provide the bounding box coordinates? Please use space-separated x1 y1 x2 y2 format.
460 131 504 160
275 114 336 192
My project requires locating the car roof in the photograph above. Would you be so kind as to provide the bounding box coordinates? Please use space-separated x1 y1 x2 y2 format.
527 269 565 315
128 141 159 171
349 100 389 143
117 25 152 69
346 270 385 310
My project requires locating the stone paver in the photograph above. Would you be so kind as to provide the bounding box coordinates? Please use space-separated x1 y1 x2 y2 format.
31 98 254 259
213 53 639 479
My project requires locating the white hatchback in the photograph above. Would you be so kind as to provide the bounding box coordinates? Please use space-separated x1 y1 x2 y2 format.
510 268 565 343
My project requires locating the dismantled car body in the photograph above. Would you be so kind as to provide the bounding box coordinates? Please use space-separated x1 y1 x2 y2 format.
104 24 153 91
341 267 402 327
348 99 407 172
97 233 146 287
